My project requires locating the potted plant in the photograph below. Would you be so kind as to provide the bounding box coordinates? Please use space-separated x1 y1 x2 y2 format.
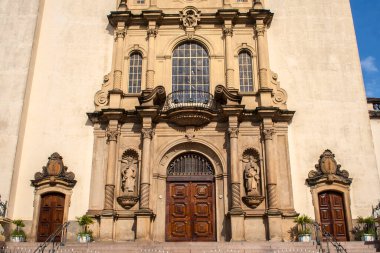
294 214 313 242
76 215 94 243
357 216 376 241
10 219 26 242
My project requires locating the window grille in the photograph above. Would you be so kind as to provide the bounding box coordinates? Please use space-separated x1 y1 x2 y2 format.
239 50 254 92
168 153 214 176
172 42 210 102
128 52 142 93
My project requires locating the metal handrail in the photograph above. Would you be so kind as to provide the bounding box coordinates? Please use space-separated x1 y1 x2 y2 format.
312 222 347 253
162 90 218 112
33 221 70 253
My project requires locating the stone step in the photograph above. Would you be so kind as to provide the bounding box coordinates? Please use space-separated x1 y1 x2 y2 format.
2 241 377 253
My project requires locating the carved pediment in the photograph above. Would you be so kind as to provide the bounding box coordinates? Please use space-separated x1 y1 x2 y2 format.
306 150 352 186
31 153 76 188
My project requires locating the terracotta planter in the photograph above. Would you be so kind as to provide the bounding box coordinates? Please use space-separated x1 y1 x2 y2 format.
298 234 312 242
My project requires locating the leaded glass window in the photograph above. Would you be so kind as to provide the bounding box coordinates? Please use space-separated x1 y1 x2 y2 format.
239 50 254 92
128 52 142 93
172 42 209 102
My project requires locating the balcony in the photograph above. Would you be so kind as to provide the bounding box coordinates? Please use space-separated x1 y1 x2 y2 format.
161 90 218 126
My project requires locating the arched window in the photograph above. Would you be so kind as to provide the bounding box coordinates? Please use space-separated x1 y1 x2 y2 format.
172 42 209 101
128 52 142 93
238 50 254 92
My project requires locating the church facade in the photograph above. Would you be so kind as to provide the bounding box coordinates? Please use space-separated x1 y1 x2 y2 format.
1 0 380 242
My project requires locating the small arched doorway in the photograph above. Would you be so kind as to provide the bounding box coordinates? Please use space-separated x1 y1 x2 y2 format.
165 152 216 241
37 192 65 242
318 191 349 241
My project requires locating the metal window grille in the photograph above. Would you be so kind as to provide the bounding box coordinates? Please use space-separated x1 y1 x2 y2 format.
128 52 142 93
239 51 254 92
137 0 145 4
172 42 210 102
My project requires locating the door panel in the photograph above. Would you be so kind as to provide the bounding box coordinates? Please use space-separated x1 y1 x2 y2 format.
318 192 348 241
37 193 65 242
166 181 215 241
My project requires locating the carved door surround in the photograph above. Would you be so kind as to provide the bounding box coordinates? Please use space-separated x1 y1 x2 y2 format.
306 150 353 241
30 153 76 242
165 153 216 242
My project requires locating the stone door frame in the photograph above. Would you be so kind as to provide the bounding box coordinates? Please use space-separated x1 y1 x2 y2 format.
30 185 72 242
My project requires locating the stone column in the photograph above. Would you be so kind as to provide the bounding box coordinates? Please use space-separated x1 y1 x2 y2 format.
146 26 157 90
104 120 119 212
262 122 282 241
100 120 119 241
223 25 234 89
139 128 153 210
255 21 269 89
118 0 127 11
136 124 154 241
228 115 245 241
109 23 126 108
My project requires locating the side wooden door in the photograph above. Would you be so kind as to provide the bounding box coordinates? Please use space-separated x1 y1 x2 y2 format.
319 191 348 241
166 181 215 241
37 192 65 242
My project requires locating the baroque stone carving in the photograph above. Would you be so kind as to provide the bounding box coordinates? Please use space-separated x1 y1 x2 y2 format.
306 149 352 186
117 149 139 210
180 7 200 28
147 28 158 38
31 152 77 188
262 128 275 140
223 27 233 37
228 128 239 138
271 71 288 108
142 128 154 139
242 148 265 209
0 195 7 217
94 73 111 109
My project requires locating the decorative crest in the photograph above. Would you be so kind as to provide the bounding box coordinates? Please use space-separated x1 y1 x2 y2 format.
306 150 352 186
31 152 76 188
180 7 201 28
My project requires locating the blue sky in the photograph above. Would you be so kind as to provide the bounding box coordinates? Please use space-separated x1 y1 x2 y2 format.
350 0 380 98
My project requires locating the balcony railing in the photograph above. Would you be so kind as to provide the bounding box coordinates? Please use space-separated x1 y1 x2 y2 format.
162 90 218 112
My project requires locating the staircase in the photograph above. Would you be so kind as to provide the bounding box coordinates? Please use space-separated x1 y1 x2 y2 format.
1 241 378 253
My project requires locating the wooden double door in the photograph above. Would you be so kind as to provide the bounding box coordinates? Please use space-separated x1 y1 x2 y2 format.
318 191 349 241
37 192 65 242
166 180 216 241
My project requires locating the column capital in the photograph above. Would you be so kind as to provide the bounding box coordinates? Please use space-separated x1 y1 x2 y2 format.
228 127 239 138
115 28 126 40
142 128 154 139
255 24 266 37
147 28 158 38
106 129 119 142
223 27 233 37
262 128 275 140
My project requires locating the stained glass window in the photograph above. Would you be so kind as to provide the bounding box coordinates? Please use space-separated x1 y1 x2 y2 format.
239 50 254 92
128 52 142 93
172 42 209 102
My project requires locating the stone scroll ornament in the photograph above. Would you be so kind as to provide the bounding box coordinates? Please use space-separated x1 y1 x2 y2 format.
117 149 139 210
31 152 76 188
306 149 352 186
242 149 265 208
180 7 201 38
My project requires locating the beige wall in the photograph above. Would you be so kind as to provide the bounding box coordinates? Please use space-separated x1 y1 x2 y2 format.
11 0 114 220
370 118 380 179
267 0 380 218
0 0 40 202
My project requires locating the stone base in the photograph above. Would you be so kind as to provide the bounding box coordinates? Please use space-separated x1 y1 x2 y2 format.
268 215 283 241
230 213 245 241
135 210 154 241
99 217 114 241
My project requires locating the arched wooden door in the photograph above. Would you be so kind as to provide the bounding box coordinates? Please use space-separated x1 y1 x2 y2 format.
166 153 216 242
318 191 349 241
37 192 65 242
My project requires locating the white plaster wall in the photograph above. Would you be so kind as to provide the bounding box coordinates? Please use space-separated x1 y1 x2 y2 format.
0 0 40 202
370 119 380 179
267 0 380 218
12 0 114 220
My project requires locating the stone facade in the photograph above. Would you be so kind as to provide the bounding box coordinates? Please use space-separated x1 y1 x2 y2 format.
1 0 380 243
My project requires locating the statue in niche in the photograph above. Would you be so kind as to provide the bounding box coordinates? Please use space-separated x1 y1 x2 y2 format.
121 155 137 194
0 195 7 217
244 156 261 196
